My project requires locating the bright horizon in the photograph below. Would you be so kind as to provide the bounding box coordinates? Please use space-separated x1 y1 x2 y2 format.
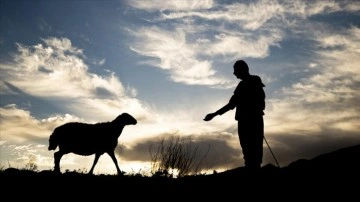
1 0 359 175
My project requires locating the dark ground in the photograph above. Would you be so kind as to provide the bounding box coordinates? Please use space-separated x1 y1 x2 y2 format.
1 144 359 200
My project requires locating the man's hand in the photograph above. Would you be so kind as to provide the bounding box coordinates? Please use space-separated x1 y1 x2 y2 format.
204 113 216 121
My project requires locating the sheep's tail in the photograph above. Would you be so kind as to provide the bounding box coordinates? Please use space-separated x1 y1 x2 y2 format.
48 132 59 151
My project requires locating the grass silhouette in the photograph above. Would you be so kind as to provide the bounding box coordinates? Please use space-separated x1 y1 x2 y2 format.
149 135 210 178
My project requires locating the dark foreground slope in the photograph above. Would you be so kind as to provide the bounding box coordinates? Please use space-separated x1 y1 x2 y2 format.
1 144 359 199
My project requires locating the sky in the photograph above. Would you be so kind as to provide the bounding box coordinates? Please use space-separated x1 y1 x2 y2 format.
0 0 359 175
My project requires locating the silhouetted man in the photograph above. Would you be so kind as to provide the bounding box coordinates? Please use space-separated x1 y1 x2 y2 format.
204 60 265 171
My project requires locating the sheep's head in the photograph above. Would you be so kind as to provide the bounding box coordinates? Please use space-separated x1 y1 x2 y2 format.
114 113 137 125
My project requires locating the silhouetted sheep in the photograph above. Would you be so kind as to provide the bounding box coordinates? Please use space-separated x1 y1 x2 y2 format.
48 113 137 175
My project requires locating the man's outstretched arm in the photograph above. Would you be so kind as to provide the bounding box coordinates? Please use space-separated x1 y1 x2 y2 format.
204 96 236 121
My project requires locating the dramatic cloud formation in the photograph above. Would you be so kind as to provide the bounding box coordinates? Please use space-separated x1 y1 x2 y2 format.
0 37 149 121
127 0 360 88
263 26 360 165
0 0 359 174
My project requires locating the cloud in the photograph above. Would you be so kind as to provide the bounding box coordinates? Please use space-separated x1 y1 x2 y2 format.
127 24 282 88
0 143 54 169
344 1 360 12
127 0 214 11
0 37 150 121
262 26 360 165
0 104 81 144
0 104 85 170
160 0 284 30
126 0 360 89
128 27 233 87
283 26 360 105
262 130 360 167
126 0 288 88
203 31 283 59
118 133 242 172
284 0 360 17
152 0 356 30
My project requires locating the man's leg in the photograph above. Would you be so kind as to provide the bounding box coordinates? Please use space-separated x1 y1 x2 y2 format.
238 116 263 169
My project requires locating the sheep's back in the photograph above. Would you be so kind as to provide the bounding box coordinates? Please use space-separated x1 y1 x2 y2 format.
53 122 119 155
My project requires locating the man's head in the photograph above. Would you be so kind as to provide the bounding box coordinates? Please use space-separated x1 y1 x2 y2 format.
233 60 249 79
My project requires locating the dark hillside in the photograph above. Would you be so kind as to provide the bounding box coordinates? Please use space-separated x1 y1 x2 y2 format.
1 144 359 199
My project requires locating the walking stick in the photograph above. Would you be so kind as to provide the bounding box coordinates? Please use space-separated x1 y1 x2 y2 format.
264 136 280 168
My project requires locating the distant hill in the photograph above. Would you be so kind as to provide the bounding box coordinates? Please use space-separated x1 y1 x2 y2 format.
179 144 360 195
286 144 360 172
210 143 360 177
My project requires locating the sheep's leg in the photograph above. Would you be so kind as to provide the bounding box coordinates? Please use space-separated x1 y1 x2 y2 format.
54 151 64 173
89 153 101 175
108 151 122 175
